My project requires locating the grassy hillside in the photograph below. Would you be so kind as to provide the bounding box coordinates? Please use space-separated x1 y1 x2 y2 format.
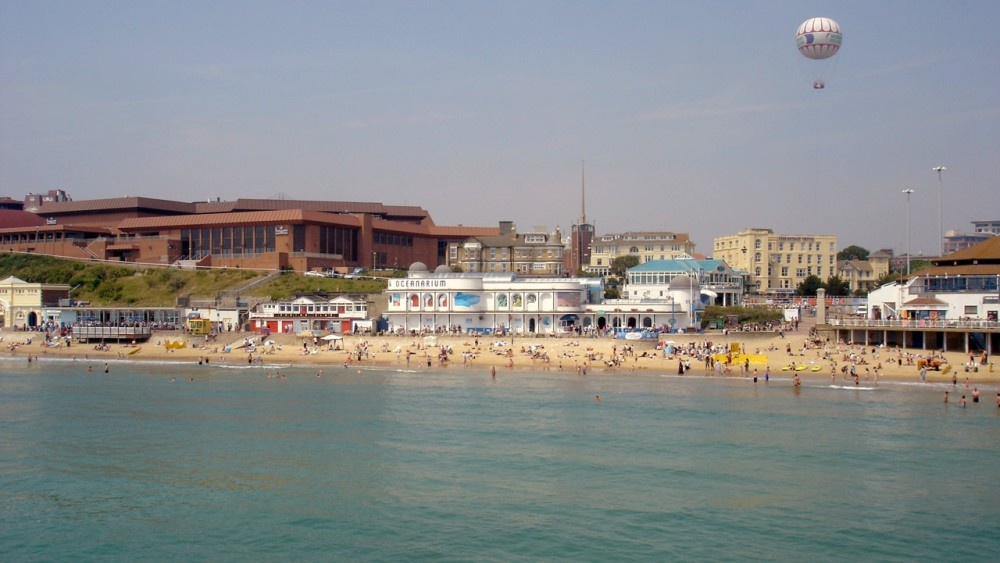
254 274 388 301
0 254 393 306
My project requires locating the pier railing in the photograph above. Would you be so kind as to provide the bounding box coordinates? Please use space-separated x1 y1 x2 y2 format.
826 318 1000 331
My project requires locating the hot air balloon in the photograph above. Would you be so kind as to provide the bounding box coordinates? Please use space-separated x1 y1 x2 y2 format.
796 17 842 89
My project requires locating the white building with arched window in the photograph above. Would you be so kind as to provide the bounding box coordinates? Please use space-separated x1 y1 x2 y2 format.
384 263 602 335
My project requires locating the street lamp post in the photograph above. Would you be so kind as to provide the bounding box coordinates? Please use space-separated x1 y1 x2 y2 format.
741 246 748 293
933 165 946 256
902 189 914 276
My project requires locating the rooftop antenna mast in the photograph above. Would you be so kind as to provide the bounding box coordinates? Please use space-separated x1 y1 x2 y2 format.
580 160 586 226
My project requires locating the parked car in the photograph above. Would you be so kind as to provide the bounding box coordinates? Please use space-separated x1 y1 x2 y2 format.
324 270 342 278
344 267 364 279
304 270 325 277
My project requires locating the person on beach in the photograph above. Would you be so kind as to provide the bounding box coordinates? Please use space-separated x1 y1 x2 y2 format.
920 366 927 382
972 388 980 403
103 363 109 373
944 391 949 403
595 395 601 403
996 393 1000 408
491 366 496 380
960 395 967 408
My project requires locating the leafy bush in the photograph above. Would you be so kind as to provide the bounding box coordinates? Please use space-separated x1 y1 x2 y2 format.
701 305 783 328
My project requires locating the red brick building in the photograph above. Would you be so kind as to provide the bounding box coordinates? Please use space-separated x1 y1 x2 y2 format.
0 197 497 272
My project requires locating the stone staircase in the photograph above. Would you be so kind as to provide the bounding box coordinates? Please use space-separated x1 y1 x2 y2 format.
177 270 286 310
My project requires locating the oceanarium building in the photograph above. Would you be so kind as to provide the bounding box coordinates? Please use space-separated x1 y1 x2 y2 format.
384 263 603 335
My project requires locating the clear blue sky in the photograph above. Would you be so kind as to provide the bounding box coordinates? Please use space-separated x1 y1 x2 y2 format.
2 1 998 258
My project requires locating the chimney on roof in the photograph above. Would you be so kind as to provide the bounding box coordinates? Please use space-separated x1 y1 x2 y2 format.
499 221 515 237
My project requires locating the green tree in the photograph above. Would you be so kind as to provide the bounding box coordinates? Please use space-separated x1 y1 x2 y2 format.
610 255 640 278
908 259 933 275
837 245 870 261
796 275 825 296
873 271 900 287
824 275 851 296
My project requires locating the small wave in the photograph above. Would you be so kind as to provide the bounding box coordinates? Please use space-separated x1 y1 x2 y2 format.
216 363 291 370
825 384 879 391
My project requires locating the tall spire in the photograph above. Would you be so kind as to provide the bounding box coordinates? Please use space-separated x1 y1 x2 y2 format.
580 160 587 226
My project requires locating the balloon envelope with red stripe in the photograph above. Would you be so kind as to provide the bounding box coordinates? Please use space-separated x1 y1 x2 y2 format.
796 17 842 60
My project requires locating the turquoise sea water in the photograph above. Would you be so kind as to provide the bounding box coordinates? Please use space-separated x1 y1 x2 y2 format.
2 357 998 561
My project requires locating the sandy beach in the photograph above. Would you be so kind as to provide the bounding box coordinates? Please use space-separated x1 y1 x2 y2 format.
6 326 998 388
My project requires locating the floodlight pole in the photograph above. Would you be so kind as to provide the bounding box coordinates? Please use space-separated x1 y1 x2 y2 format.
933 166 946 256
903 189 914 276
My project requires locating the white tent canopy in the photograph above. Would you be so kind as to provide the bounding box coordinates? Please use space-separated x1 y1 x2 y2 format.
321 334 343 341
